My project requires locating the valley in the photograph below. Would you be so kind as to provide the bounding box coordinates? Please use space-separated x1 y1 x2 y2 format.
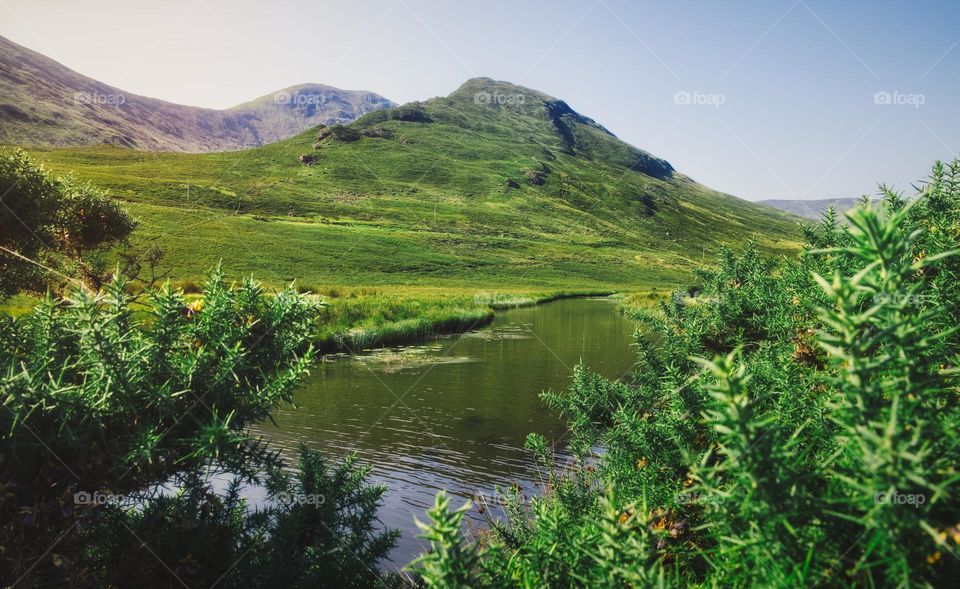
4 7 951 584
4 74 807 361
14 77 803 295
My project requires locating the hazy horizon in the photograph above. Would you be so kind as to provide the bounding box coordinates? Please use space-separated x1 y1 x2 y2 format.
2 0 957 201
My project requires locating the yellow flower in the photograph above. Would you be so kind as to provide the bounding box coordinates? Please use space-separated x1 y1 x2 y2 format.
950 527 960 545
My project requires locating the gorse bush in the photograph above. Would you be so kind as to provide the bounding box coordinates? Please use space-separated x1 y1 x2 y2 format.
1 268 398 587
412 161 960 588
90 446 399 589
4 147 959 587
0 149 134 294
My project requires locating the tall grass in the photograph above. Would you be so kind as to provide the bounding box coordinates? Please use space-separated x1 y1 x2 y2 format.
315 294 494 352
312 289 622 352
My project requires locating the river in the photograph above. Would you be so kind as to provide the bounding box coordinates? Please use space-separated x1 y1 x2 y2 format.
255 297 639 566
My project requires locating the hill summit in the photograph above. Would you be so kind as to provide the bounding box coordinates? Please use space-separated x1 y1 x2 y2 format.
444 78 675 179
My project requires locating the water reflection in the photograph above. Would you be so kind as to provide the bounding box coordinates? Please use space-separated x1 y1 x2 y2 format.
253 297 638 565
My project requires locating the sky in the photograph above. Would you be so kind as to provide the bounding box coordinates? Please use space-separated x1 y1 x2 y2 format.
1 0 958 201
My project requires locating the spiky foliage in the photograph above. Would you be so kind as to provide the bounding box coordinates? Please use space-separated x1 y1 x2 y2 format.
410 160 960 587
91 446 399 589
1 268 397 586
411 492 481 588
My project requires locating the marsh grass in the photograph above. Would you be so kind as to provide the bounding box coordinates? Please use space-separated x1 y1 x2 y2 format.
311 288 626 352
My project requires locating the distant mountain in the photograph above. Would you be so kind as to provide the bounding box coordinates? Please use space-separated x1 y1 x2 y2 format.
757 198 861 219
26 77 804 287
0 35 393 151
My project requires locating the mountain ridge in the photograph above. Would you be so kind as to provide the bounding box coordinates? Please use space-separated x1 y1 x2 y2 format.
757 197 861 219
0 35 394 152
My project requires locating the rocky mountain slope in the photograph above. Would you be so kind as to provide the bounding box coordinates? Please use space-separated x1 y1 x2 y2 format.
0 35 393 151
757 198 861 219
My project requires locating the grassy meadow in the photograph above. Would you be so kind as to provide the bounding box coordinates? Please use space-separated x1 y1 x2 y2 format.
11 80 802 292
1 79 805 351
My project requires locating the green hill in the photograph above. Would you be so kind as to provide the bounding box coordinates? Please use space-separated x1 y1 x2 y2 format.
17 77 802 291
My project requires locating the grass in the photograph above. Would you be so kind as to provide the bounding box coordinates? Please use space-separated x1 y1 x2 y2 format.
4 77 804 349
613 290 667 313
10 78 802 293
0 285 620 355
479 289 613 309
0 294 39 316
312 286 631 352
313 290 495 352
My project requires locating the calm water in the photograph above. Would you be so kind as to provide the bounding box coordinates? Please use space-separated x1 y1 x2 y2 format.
254 297 638 566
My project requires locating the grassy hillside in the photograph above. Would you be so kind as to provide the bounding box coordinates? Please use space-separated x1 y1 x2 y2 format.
15 77 802 291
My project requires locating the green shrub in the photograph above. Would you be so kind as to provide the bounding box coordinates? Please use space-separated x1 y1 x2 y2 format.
411 161 960 587
0 268 398 587
0 149 134 294
89 446 399 589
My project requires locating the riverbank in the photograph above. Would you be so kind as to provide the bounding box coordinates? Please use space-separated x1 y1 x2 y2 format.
614 290 669 314
313 293 494 353
310 287 622 353
0 283 644 355
482 290 616 310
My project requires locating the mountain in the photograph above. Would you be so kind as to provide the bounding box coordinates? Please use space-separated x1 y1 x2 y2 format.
225 83 395 143
20 77 803 289
0 35 393 151
757 198 861 219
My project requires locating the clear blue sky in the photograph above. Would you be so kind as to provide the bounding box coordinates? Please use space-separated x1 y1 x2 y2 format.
2 0 958 201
